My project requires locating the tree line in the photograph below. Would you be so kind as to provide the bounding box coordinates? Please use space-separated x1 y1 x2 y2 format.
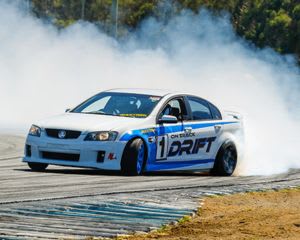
31 0 300 63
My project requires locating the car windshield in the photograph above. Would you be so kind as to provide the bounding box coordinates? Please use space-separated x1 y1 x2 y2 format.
71 92 162 118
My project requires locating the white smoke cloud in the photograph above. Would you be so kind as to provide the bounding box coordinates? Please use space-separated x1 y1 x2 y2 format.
0 2 299 175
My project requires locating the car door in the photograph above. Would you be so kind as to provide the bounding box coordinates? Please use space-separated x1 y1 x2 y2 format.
183 96 222 162
155 97 189 162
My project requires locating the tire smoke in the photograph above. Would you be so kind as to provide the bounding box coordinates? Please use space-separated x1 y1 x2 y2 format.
0 2 299 175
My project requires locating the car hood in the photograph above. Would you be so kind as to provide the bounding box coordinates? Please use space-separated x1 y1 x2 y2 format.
35 113 145 133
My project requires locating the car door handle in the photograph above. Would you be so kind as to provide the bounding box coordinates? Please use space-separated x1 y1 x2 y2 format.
214 125 222 130
184 127 193 133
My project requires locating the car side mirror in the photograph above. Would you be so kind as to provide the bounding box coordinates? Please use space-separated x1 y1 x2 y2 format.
158 115 178 124
65 108 71 113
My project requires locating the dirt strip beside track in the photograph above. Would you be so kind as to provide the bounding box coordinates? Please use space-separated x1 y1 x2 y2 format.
119 188 300 240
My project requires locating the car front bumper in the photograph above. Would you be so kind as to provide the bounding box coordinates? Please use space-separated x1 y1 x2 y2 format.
23 135 126 170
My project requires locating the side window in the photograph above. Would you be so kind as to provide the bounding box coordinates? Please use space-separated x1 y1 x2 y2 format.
209 103 222 120
187 97 213 121
160 98 186 121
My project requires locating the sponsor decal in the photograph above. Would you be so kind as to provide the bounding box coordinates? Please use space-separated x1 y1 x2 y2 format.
149 96 161 102
119 113 147 118
156 135 217 160
108 153 117 160
148 136 156 143
168 137 216 157
141 128 156 134
170 132 195 138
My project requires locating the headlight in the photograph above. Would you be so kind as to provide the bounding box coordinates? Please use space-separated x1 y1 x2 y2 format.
84 131 118 141
29 125 41 137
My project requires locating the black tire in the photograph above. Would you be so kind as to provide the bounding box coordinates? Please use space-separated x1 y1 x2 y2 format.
121 138 146 176
211 141 237 176
28 162 48 171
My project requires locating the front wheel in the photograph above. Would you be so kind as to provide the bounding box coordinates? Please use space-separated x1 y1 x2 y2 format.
211 142 237 176
121 138 146 176
28 162 48 171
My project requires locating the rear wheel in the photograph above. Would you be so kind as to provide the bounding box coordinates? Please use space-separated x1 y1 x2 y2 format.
121 138 146 176
211 142 237 176
28 162 48 171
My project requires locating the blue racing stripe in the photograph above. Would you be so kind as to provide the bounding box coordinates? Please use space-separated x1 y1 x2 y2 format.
146 159 215 171
119 121 238 141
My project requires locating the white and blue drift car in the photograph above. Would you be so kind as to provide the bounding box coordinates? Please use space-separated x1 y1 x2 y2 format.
23 89 244 176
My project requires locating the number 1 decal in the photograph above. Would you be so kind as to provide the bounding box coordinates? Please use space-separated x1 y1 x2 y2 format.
156 135 168 160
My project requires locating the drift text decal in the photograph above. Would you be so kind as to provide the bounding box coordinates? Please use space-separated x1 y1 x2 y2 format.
156 136 216 160
168 137 216 156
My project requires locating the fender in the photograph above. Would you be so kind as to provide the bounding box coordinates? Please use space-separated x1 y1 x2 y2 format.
120 129 156 167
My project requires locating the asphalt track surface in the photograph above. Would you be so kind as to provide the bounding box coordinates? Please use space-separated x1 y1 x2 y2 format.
0 135 299 239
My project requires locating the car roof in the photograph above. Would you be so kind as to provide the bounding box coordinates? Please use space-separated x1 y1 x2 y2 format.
105 88 176 97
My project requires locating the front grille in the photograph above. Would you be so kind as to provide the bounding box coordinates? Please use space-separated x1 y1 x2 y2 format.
45 129 81 139
42 151 80 161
